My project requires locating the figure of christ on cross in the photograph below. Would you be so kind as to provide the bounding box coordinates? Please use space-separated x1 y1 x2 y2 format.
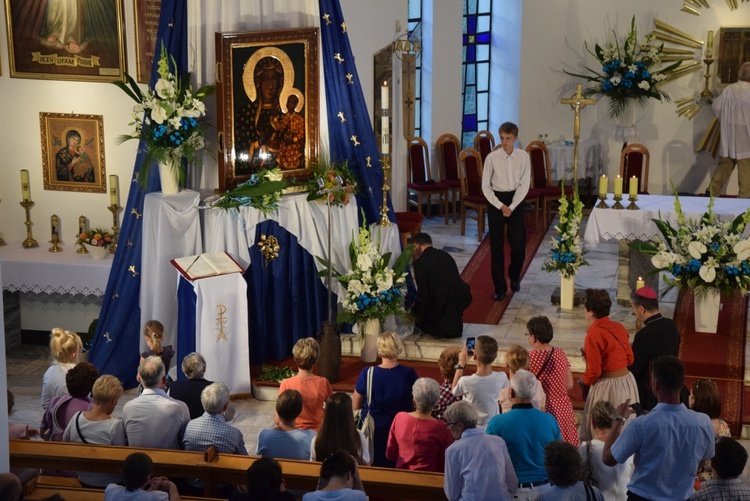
560 83 596 181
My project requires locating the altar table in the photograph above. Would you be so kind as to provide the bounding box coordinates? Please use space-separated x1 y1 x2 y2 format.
546 139 602 182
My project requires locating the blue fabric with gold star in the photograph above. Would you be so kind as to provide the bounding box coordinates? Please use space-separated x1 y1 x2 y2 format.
88 0 188 388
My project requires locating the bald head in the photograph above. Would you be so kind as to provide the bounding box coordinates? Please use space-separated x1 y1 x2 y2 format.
740 62 750 82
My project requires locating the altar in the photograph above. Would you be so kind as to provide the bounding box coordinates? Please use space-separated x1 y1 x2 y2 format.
546 139 602 182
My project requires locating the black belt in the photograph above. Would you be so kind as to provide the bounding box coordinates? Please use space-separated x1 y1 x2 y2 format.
518 479 549 488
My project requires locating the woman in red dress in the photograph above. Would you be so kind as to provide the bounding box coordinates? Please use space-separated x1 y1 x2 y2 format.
527 315 579 445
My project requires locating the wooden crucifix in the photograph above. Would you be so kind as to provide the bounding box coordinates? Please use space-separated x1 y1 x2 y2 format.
560 84 596 181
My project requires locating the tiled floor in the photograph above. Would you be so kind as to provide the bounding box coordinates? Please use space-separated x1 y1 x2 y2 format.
6 210 749 462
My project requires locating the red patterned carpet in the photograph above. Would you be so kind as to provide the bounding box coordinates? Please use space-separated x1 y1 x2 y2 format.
460 213 549 325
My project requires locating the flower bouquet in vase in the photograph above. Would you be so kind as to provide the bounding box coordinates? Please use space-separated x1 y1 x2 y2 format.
318 214 413 362
114 44 215 193
631 193 750 332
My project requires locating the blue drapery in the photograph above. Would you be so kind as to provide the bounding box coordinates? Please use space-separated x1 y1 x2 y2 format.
319 0 394 226
176 221 329 365
88 1 188 388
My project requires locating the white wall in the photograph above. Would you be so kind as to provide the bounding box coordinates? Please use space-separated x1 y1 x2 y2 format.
518 0 748 195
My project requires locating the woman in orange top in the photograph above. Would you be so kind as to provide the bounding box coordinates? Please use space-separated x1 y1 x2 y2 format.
578 289 639 441
278 338 332 430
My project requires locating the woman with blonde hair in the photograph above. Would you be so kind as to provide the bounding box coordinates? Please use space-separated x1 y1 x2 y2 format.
141 320 174 372
63 375 125 488
352 331 417 467
499 344 545 413
278 337 332 430
41 327 82 410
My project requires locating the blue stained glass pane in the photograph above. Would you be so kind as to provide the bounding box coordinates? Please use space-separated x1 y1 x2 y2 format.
478 0 490 13
462 132 474 148
467 45 476 61
477 63 488 89
415 101 421 131
467 0 477 15
408 0 421 20
464 87 476 113
478 92 488 120
462 17 467 32
477 15 489 32
476 32 491 44
467 15 477 34
462 45 467 62
466 65 475 85
477 45 489 62
415 72 421 97
463 114 478 131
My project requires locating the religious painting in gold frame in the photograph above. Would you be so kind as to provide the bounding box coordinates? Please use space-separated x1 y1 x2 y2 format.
215 28 319 192
40 112 106 193
4 0 127 82
133 0 162 83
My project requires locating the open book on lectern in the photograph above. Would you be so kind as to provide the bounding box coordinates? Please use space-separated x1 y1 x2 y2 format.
170 252 244 281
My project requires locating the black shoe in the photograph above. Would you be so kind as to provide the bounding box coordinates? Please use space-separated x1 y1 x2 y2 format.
494 291 507 301
511 282 521 292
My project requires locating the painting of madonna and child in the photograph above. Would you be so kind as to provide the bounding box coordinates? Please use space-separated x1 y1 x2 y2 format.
216 28 319 191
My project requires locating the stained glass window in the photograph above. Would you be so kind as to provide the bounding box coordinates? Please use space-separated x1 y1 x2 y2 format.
408 0 422 137
461 0 491 147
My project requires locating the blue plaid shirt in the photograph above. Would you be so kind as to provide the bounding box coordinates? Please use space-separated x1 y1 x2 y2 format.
182 412 247 455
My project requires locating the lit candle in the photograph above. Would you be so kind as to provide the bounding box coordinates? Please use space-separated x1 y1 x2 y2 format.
381 81 389 155
51 214 59 238
614 175 623 197
636 276 645 290
629 176 638 197
706 30 714 54
79 215 87 238
20 170 30 201
598 175 607 198
109 175 119 206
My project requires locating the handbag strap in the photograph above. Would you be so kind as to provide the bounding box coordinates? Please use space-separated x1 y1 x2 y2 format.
366 366 374 407
534 348 554 379
74 412 89 444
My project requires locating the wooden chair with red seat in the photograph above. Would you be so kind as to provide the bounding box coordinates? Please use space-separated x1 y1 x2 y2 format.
473 130 495 164
458 147 488 241
619 143 650 194
525 140 573 224
407 137 449 223
394 212 425 248
436 133 462 223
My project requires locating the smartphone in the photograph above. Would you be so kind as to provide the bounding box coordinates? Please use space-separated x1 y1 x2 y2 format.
466 337 476 355
630 402 645 417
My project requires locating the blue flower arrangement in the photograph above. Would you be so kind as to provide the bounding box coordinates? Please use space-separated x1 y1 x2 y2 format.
543 189 588 278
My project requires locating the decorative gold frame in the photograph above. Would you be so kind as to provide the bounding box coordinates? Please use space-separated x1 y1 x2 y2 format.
215 28 319 192
4 0 127 82
40 112 106 193
133 0 161 83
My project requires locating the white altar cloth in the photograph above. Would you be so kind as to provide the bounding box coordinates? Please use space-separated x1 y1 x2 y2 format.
546 139 602 181
140 190 202 357
0 243 111 296
584 194 750 246
203 194 401 299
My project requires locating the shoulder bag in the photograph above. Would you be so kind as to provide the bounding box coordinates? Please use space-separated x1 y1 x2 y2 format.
354 367 375 462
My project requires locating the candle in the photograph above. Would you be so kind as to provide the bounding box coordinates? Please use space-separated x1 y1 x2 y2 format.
636 276 645 290
79 215 87 238
614 175 623 197
51 214 59 238
598 175 607 198
706 30 714 54
109 175 119 206
20 170 30 201
629 176 638 197
381 81 389 155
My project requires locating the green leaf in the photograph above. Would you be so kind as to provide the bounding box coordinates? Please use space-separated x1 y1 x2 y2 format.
231 180 286 198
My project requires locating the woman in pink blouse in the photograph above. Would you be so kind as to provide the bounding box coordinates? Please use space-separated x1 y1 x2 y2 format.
386 378 454 472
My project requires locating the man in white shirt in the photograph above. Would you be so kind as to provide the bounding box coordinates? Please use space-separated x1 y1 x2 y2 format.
122 356 190 450
709 61 750 198
481 122 531 301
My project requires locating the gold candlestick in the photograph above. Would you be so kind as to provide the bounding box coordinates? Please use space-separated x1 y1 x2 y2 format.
49 214 62 252
19 200 38 248
108 204 122 254
378 155 392 227
612 194 624 210
700 57 714 100
627 194 639 210
77 215 88 254
596 194 609 209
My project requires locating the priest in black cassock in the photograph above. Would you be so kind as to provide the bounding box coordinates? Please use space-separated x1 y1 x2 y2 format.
411 233 472 339
628 286 681 411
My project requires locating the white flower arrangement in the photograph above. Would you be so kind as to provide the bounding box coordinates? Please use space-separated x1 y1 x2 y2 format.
633 193 750 295
115 44 215 186
318 213 413 328
543 191 588 278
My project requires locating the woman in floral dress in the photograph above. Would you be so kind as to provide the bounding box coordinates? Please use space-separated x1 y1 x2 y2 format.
527 315 579 445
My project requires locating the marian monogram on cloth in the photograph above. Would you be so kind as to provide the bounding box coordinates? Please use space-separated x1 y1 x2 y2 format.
193 274 250 393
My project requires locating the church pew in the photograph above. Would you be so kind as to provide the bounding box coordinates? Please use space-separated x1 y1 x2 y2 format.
10 440 448 500
25 485 223 501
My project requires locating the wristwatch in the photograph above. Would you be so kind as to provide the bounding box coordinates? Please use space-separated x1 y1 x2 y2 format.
614 416 626 423
455 364 465 370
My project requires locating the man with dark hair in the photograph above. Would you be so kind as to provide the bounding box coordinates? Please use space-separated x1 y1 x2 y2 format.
691 437 750 500
481 121 530 301
411 232 472 338
603 356 714 501
105 452 180 500
627 286 681 411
